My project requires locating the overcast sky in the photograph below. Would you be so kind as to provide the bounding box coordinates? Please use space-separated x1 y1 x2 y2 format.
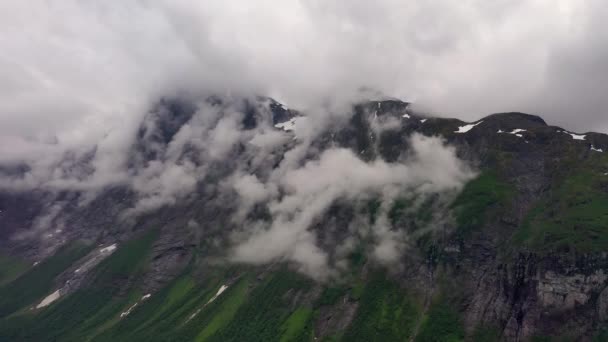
1 0 608 158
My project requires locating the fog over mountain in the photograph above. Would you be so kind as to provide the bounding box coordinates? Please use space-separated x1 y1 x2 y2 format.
4 3 608 339
3 0 608 277
2 1 608 164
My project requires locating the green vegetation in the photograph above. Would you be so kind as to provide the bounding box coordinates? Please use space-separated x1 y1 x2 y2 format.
472 325 500 342
0 253 491 342
0 243 91 318
349 280 365 301
593 326 608 342
347 247 366 272
515 171 608 252
92 266 237 342
0 252 325 342
342 271 421 341
451 172 512 236
317 286 349 307
195 279 249 341
280 308 313 342
0 230 158 341
207 269 312 342
416 300 464 342
0 254 28 285
322 333 344 342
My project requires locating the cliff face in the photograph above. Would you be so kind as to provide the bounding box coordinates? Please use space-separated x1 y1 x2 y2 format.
0 97 607 341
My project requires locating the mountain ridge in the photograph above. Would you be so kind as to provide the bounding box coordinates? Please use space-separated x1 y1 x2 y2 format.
0 96 607 341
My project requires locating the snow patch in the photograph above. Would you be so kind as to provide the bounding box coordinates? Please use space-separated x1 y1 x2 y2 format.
33 261 39 266
120 302 138 318
186 284 229 323
274 117 298 131
187 310 199 322
274 117 308 139
420 119 427 123
561 131 586 140
100 244 117 254
402 113 410 119
120 293 152 318
206 285 228 305
36 290 60 309
498 128 526 138
591 145 604 152
454 121 483 133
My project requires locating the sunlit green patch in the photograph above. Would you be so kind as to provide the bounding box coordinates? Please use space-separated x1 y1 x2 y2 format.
515 171 608 252
0 230 158 341
279 307 313 342
205 269 312 342
0 242 92 318
415 300 464 342
343 271 422 341
451 172 512 237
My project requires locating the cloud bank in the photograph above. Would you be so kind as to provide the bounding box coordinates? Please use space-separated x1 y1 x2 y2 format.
1 0 608 165
2 0 607 276
230 133 475 278
1 88 476 278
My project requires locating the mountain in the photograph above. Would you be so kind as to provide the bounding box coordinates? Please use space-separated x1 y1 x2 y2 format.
0 96 607 341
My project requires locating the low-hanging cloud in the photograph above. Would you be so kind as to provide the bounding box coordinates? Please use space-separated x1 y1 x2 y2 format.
0 83 475 278
1 0 607 168
2 0 607 276
230 133 475 279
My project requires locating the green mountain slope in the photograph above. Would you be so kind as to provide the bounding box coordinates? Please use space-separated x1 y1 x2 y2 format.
1 102 608 341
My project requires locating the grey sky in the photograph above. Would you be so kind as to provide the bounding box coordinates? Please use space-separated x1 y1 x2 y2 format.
1 0 607 163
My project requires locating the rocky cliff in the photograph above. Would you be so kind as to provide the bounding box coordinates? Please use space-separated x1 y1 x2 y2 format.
0 96 607 341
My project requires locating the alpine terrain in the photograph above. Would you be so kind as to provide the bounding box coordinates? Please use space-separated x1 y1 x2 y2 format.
0 96 607 342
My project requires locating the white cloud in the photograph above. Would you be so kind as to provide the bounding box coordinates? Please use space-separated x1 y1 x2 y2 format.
0 0 606 163
231 133 475 278
3 0 608 276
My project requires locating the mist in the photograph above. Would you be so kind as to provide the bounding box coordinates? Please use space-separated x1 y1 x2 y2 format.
230 133 475 278
2 1 608 161
1 0 607 277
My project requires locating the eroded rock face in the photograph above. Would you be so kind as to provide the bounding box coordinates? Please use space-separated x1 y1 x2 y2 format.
597 286 608 321
2 98 608 340
538 270 607 309
314 297 359 339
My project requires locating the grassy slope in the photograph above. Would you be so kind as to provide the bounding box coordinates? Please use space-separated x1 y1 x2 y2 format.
342 271 422 342
0 173 534 341
0 243 92 318
415 300 465 342
0 254 29 286
195 279 249 341
0 255 472 342
0 230 158 341
516 169 608 252
451 171 512 237
206 269 313 342
279 307 313 342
